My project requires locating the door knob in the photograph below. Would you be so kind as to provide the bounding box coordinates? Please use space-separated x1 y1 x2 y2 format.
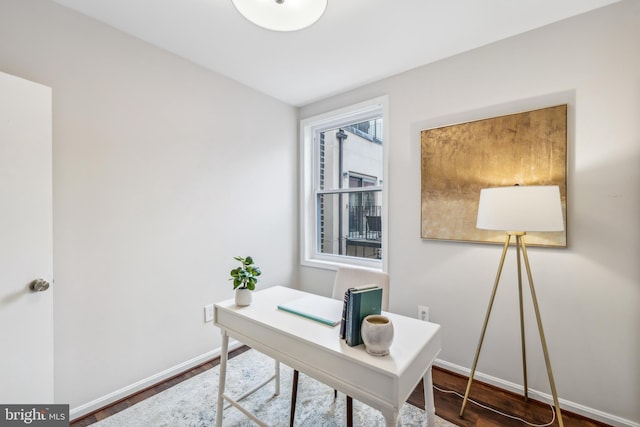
29 279 50 292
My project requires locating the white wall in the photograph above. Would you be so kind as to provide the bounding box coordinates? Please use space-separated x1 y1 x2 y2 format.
1 0 638 425
300 1 639 425
0 0 297 413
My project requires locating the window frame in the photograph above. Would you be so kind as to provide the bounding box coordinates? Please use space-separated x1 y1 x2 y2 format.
300 96 389 271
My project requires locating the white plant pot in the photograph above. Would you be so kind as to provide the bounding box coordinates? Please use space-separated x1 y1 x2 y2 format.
361 315 394 356
235 288 252 306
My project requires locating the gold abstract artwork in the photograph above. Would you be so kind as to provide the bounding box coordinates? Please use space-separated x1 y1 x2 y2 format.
420 105 567 247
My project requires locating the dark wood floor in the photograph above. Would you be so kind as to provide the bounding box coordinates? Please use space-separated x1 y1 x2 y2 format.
72 346 610 426
416 368 610 427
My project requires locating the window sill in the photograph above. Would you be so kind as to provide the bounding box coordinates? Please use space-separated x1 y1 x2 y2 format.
301 255 383 272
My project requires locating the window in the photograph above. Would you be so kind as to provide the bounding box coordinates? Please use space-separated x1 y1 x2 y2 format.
301 97 387 270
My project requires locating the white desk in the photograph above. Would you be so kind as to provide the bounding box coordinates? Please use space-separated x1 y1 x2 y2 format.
214 286 441 426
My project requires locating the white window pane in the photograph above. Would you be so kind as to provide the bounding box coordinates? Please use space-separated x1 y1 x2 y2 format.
316 190 382 260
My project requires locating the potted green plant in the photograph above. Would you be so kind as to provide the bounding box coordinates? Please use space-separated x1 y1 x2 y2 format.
230 255 261 306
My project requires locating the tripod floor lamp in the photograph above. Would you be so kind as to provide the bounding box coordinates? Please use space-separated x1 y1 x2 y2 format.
459 185 565 427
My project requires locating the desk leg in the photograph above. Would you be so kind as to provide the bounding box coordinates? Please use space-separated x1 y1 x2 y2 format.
274 359 280 395
383 410 398 426
423 368 436 426
216 331 229 427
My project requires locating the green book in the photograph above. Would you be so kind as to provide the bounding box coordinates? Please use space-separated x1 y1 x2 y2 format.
346 287 382 346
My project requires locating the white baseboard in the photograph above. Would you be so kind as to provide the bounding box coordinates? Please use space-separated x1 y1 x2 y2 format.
70 340 243 421
434 358 639 427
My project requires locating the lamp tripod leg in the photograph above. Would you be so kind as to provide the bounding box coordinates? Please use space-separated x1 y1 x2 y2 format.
460 235 511 417
516 235 528 401
520 239 564 427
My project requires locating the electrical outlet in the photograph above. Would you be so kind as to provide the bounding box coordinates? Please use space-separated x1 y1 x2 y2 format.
418 305 429 322
204 304 214 323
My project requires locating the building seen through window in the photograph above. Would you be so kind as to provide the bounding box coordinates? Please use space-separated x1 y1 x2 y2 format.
317 118 383 260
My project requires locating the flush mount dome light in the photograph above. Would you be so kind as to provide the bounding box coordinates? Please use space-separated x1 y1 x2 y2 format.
232 0 328 32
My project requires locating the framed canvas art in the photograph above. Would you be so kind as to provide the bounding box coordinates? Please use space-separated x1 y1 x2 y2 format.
420 104 567 247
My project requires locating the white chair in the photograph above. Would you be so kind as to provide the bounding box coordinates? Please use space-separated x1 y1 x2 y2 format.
289 266 390 427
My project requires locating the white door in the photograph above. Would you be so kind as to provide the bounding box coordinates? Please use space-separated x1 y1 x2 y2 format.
0 71 53 403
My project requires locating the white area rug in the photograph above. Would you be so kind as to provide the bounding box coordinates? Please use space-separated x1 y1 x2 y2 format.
93 349 458 426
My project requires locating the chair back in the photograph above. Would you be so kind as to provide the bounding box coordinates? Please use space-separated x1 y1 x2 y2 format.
331 266 390 311
365 216 382 239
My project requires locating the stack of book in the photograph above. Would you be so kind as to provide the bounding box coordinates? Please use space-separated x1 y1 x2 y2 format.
339 285 383 347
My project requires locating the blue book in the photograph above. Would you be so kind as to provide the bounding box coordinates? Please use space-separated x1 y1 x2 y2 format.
345 286 376 343
278 295 342 326
346 287 382 346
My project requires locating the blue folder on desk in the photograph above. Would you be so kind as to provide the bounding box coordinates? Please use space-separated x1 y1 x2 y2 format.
277 295 342 326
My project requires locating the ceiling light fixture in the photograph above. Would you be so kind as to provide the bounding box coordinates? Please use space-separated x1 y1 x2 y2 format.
232 0 328 32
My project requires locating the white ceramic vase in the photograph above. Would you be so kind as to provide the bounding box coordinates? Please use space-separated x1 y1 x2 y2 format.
235 288 252 306
361 314 394 356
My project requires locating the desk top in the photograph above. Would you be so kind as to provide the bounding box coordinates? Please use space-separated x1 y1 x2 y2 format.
214 286 441 381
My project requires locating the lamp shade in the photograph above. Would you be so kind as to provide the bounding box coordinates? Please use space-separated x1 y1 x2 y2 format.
232 0 328 32
476 185 564 232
